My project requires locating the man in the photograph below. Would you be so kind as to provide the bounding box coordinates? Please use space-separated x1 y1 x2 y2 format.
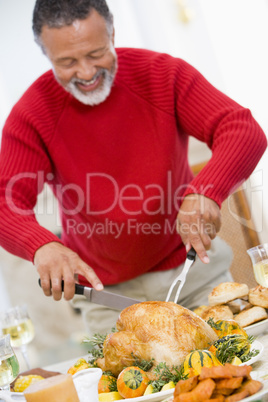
0 0 266 335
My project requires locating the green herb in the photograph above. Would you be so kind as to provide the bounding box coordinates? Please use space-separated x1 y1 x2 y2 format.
248 335 256 344
213 334 257 364
103 370 114 376
83 333 106 362
207 317 222 331
83 328 116 364
239 348 259 363
101 373 118 392
132 355 155 372
150 362 186 393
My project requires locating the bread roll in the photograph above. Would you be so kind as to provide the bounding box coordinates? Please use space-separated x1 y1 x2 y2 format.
200 305 234 322
249 285 268 309
208 282 249 306
235 306 268 327
193 305 208 317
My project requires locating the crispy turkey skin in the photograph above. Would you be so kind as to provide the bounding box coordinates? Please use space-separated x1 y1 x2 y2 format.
96 301 218 376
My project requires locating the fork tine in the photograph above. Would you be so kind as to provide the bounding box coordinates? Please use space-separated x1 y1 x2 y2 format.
165 247 197 303
165 274 182 302
174 282 183 304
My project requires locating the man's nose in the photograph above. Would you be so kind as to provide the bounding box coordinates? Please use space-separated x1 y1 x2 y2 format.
76 60 96 81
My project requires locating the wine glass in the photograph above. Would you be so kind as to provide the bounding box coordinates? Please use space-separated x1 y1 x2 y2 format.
0 334 20 391
247 243 268 287
0 305 35 370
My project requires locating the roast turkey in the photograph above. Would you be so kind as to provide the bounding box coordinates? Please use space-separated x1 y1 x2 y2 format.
96 301 218 376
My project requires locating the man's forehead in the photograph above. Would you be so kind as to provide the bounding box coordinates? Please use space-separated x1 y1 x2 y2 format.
40 12 112 61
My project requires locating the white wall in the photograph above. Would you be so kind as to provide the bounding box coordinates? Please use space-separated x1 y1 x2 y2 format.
0 1 50 128
198 0 268 243
0 0 267 241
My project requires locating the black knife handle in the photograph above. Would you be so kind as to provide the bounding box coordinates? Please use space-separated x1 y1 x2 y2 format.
187 247 197 261
38 279 85 295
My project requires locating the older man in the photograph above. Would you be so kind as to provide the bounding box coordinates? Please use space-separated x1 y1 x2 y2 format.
0 0 266 335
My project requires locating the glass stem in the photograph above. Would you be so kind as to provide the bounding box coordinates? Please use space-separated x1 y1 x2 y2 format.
20 344 31 370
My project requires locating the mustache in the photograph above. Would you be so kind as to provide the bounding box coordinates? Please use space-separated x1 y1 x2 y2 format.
70 69 106 85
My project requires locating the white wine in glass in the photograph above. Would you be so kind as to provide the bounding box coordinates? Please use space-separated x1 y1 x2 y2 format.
0 334 20 391
0 305 35 370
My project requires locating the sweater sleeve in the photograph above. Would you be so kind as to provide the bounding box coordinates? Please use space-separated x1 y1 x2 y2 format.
174 60 267 206
0 82 64 262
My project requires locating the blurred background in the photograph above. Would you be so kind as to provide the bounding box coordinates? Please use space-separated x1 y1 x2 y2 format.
0 0 267 369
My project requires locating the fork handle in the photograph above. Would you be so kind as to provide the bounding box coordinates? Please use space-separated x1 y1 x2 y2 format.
187 247 197 261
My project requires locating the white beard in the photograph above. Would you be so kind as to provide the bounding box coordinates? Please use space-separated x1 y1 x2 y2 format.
65 64 117 106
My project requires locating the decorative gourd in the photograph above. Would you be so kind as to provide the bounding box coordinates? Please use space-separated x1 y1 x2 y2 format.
98 374 117 393
207 318 248 338
211 334 251 364
67 358 90 375
117 366 149 398
183 350 222 376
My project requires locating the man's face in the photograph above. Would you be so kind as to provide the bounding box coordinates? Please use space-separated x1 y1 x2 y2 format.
40 10 117 105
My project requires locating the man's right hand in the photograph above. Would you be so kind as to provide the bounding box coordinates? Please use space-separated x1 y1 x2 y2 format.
34 242 103 301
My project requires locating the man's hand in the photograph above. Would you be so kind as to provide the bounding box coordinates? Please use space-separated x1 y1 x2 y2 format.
177 194 221 263
34 242 103 301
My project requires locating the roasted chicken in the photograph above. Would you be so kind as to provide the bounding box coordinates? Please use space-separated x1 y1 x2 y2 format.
96 301 218 376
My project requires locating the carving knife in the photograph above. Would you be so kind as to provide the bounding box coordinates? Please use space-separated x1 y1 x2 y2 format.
38 279 140 310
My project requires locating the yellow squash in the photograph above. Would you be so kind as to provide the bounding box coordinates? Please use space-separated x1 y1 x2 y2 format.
183 349 222 376
67 358 91 375
207 319 248 338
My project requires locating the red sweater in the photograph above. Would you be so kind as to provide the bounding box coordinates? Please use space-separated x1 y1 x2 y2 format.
0 48 266 285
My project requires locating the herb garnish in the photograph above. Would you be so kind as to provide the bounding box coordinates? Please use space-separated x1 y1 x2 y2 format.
150 362 186 393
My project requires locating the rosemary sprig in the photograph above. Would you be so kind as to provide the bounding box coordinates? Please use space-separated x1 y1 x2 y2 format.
214 335 258 364
239 348 259 363
83 333 106 362
248 335 256 344
101 373 118 392
132 354 155 372
83 328 116 364
207 317 222 331
150 362 186 393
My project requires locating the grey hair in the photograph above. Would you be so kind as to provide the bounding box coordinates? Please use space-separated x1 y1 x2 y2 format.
32 0 114 48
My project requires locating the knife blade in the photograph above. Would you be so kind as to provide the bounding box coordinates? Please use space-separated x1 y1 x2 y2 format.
38 279 140 310
165 247 197 303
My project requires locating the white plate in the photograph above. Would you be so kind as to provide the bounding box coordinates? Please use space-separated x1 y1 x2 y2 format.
240 339 264 366
3 342 263 402
123 388 174 402
3 389 174 402
245 318 268 337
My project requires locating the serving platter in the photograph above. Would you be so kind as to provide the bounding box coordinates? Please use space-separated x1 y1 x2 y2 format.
123 388 174 402
3 387 174 402
245 318 268 337
240 339 264 365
